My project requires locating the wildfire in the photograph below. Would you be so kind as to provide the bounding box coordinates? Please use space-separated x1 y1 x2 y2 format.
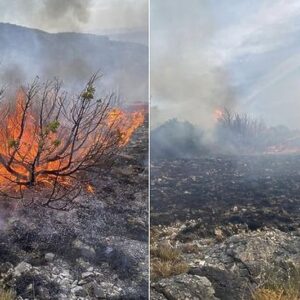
107 108 145 146
86 184 95 194
0 89 145 197
213 109 224 121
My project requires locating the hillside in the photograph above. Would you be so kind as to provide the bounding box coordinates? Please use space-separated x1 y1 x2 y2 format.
0 23 148 101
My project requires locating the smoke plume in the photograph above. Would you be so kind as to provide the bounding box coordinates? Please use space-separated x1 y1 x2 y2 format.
37 0 91 31
151 0 300 131
151 0 235 130
0 0 148 34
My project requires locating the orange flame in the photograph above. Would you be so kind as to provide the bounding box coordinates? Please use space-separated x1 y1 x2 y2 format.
86 184 95 194
0 91 144 194
213 109 224 121
107 109 145 146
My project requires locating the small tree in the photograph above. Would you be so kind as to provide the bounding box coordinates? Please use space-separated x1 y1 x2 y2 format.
0 74 134 209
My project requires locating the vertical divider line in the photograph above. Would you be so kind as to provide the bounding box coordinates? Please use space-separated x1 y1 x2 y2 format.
148 0 151 297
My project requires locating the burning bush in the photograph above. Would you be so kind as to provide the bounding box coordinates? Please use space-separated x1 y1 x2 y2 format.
0 74 144 209
215 108 267 153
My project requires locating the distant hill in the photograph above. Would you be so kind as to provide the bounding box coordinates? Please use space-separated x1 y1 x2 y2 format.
0 23 148 102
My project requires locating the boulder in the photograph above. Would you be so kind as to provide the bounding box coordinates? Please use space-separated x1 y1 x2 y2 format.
72 239 96 259
45 253 55 262
153 274 218 300
14 262 32 276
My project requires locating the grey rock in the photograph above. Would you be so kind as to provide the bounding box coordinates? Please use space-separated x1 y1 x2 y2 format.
72 286 87 297
81 271 94 279
37 286 51 299
153 274 218 300
0 262 13 273
45 253 55 262
151 289 168 300
205 229 300 280
189 266 251 300
14 262 32 276
78 279 88 285
26 283 33 292
73 239 96 259
92 283 106 298
60 269 70 277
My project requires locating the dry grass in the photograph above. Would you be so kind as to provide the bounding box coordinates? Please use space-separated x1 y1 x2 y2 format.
150 227 190 280
151 244 181 261
252 288 300 300
0 290 16 300
151 243 189 280
151 260 189 280
252 265 300 300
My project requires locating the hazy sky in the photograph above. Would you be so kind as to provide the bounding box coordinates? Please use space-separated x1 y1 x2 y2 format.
0 0 148 34
151 0 300 129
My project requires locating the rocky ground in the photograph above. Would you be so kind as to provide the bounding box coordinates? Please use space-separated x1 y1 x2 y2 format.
151 155 300 299
0 119 148 299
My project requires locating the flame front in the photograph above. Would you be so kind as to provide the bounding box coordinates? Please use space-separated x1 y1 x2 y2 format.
0 91 145 194
107 108 145 146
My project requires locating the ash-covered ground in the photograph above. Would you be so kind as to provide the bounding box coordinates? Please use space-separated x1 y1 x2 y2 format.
151 155 300 299
0 119 148 299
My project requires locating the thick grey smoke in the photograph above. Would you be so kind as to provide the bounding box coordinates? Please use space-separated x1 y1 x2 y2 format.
151 0 300 158
151 0 300 131
151 0 236 131
0 0 91 32
0 0 148 102
0 0 148 35
37 0 91 31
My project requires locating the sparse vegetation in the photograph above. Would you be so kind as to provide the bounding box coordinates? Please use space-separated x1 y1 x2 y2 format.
252 265 300 300
252 288 299 300
0 289 16 300
216 108 267 152
151 229 189 280
151 243 181 261
218 108 266 137
151 259 189 280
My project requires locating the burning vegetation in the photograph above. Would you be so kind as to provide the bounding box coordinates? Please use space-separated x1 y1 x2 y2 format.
151 109 300 299
152 107 300 160
0 74 144 209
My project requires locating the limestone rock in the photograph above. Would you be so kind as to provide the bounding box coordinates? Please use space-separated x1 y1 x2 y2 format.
153 274 218 300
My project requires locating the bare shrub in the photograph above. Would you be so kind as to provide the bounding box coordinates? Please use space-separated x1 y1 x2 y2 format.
0 74 143 209
216 108 267 152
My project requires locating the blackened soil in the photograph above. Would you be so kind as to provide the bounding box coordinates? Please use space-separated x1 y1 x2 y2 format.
151 155 300 235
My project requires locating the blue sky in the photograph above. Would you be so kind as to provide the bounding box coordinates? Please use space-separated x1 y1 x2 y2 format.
151 0 300 129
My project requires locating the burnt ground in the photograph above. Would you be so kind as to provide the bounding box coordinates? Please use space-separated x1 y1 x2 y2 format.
151 155 300 299
0 119 148 300
151 155 300 232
